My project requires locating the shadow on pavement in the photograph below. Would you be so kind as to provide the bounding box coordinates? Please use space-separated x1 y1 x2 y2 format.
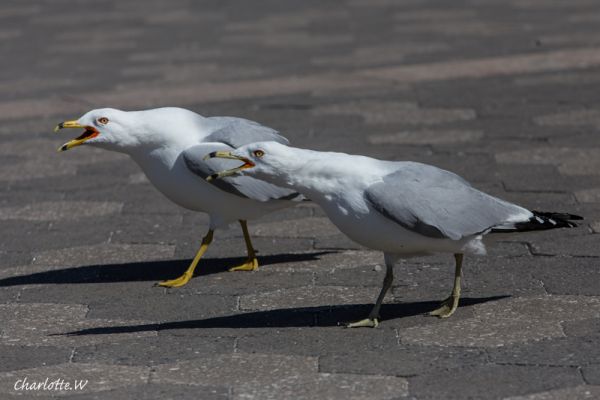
0 251 335 286
61 296 508 335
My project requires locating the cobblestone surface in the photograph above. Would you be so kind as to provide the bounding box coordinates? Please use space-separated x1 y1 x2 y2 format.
1 0 599 399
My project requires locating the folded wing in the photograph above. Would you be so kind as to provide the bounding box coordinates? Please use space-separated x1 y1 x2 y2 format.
365 163 532 240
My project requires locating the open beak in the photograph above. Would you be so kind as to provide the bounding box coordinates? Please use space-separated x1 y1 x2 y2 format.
204 151 255 181
54 120 100 152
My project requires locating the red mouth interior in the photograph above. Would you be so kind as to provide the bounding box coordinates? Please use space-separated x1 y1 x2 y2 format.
241 159 255 169
74 127 99 141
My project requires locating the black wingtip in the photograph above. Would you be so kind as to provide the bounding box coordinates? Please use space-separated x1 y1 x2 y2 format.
528 211 584 230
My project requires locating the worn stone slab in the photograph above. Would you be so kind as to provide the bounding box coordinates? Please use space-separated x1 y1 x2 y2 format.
0 201 122 222
320 344 487 377
249 217 340 238
74 335 234 366
398 295 600 347
489 336 600 366
361 47 600 83
0 303 156 347
562 318 600 338
495 147 600 176
529 257 600 296
369 129 483 145
535 108 600 128
504 385 600 400
528 233 600 257
151 353 317 387
0 345 71 373
86 292 238 322
68 384 229 400
174 270 314 295
240 286 389 312
583 365 600 385
575 188 600 203
312 101 476 125
237 327 398 356
237 373 408 400
33 244 176 267
408 364 582 400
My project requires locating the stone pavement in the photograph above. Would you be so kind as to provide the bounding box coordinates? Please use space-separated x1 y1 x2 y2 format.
1 0 599 398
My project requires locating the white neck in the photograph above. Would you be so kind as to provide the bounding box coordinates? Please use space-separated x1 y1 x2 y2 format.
256 147 378 201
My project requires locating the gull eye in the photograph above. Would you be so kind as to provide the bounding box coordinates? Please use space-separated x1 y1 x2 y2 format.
97 117 109 125
253 150 265 158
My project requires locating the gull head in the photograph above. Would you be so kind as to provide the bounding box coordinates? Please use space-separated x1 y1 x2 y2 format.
54 108 137 152
54 107 203 153
205 141 293 182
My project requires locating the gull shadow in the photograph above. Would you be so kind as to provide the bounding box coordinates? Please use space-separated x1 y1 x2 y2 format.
62 296 508 336
0 251 334 287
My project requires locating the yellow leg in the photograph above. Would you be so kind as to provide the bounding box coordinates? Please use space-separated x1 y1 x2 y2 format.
229 220 259 272
157 229 214 288
429 253 463 318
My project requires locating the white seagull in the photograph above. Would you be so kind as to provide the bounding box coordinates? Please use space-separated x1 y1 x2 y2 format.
207 141 582 328
54 108 305 287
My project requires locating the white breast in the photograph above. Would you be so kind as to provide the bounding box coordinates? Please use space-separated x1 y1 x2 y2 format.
130 147 285 225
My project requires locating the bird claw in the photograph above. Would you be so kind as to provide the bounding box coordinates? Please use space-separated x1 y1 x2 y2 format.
229 258 258 272
346 318 379 328
428 295 459 318
156 273 192 288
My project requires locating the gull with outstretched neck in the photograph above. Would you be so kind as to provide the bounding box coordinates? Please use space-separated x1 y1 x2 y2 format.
54 107 305 287
207 141 582 328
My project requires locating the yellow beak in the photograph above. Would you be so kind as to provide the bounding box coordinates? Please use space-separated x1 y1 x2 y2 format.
204 151 255 181
54 120 99 152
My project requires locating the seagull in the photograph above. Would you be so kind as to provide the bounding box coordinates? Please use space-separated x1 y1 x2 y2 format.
207 141 582 328
54 107 305 287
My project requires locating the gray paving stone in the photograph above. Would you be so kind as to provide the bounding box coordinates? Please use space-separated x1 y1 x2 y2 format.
408 364 583 400
249 217 340 239
237 373 408 400
173 270 314 295
0 201 122 222
176 237 314 260
86 292 238 322
583 365 600 385
151 353 317 387
314 233 364 250
237 327 397 356
73 335 234 366
488 336 600 366
504 385 600 400
32 243 176 268
529 233 600 257
0 303 156 347
529 257 600 296
398 295 600 347
315 265 387 287
312 101 476 125
68 384 229 400
320 344 487 377
562 318 600 338
239 286 390 312
0 345 71 373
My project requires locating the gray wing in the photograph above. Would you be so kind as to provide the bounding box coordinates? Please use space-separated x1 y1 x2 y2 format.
203 117 289 148
183 143 304 202
365 162 531 240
